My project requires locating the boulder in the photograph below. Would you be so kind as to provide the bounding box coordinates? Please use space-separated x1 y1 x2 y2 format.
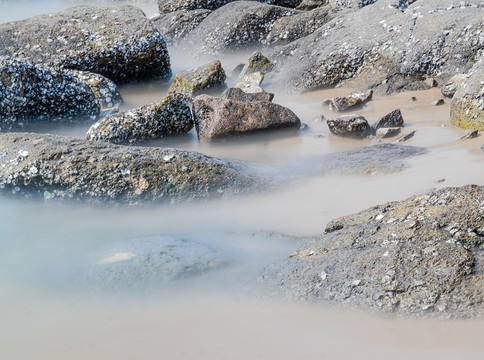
0 132 262 205
263 185 484 318
159 0 303 13
179 1 298 56
322 90 373 111
221 87 274 103
168 60 226 98
441 74 466 98
326 114 371 138
237 51 274 79
0 57 101 130
86 93 194 145
451 55 484 130
0 6 171 83
193 94 301 140
371 109 404 131
151 9 211 45
266 0 484 94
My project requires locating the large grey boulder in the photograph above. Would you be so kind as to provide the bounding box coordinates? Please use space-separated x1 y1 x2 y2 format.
0 6 171 83
193 94 301 140
159 0 303 13
263 185 484 318
86 93 194 145
450 55 484 130
0 132 262 205
267 0 484 94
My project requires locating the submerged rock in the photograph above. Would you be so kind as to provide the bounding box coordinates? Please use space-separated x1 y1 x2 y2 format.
0 132 262 205
86 93 194 145
451 55 484 131
326 114 371 138
322 90 373 112
0 5 171 83
263 185 484 318
193 94 301 140
221 87 274 103
168 60 226 98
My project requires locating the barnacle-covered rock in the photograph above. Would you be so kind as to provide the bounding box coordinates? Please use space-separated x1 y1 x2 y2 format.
322 90 373 111
0 5 171 83
168 60 226 98
237 51 274 79
159 0 303 13
0 57 102 130
86 93 194 145
326 114 371 138
193 94 301 140
0 132 263 205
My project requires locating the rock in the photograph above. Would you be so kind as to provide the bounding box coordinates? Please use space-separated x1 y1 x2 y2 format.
159 0 303 13
296 0 328 10
394 130 415 143
431 99 445 106
263 185 484 318
151 9 211 45
0 57 101 130
238 51 274 79
441 74 466 98
371 109 404 131
221 87 274 103
0 132 262 205
234 72 266 94
266 0 484 94
168 60 226 98
179 1 298 56
376 127 401 138
0 6 171 83
458 129 479 141
265 5 336 46
322 90 373 111
86 93 194 145
326 114 371 138
451 55 484 131
193 94 301 140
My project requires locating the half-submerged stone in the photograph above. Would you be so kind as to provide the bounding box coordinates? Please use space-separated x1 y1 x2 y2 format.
168 60 226 98
193 94 301 140
86 93 194 145
234 72 265 94
237 51 274 80
322 90 373 112
326 114 371 138
371 109 404 131
221 87 274 103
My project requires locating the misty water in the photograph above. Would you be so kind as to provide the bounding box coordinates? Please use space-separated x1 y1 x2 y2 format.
1 1 484 359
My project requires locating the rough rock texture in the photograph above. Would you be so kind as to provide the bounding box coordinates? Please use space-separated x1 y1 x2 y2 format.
296 0 328 11
0 132 262 205
0 57 100 130
168 60 226 98
151 9 211 45
234 72 266 93
0 6 171 83
326 114 371 138
441 74 466 98
376 127 401 138
322 90 373 111
451 55 484 130
238 51 274 79
371 109 404 131
193 94 301 140
221 87 274 102
267 0 484 94
159 0 303 13
86 93 194 145
179 1 298 56
264 185 484 318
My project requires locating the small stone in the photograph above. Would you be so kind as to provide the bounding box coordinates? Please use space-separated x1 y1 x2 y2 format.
376 127 401 138
431 99 445 106
458 129 479 140
320 271 328 280
411 96 417 101
393 130 415 143
29 166 38 174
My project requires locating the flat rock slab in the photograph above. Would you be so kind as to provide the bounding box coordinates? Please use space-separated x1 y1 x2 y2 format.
263 185 484 318
0 132 263 205
0 5 171 83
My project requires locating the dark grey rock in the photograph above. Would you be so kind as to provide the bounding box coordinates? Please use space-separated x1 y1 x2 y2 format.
0 6 171 83
431 99 445 106
326 114 371 138
262 185 484 318
193 94 301 140
86 93 194 145
296 0 328 10
221 87 274 102
322 90 373 111
394 130 416 143
0 132 263 205
371 109 404 131
159 0 303 13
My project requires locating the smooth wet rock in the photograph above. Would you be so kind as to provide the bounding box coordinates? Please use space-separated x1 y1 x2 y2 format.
151 9 211 45
376 127 401 138
263 185 484 318
323 90 373 111
238 51 274 79
0 6 171 83
234 72 266 94
451 55 484 131
168 60 226 98
221 87 274 103
86 93 194 145
0 132 262 204
326 114 371 138
0 57 101 130
193 94 301 140
371 109 404 131
441 74 466 98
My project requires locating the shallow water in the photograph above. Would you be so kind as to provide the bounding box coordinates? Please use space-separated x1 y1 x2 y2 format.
1 1 484 359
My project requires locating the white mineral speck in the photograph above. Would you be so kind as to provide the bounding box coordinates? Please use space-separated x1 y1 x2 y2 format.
18 150 29 157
